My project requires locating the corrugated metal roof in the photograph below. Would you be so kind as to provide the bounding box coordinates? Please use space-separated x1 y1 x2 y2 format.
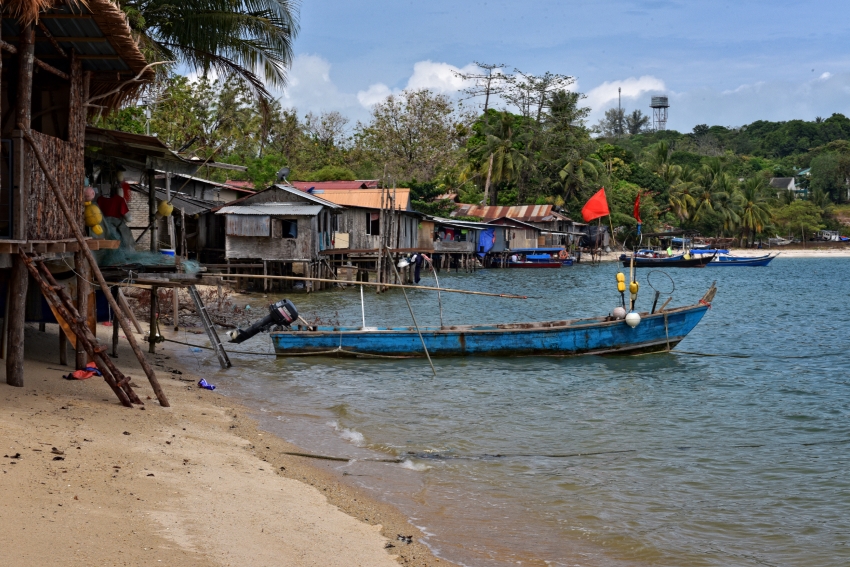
452 204 553 222
313 189 411 210
215 204 323 216
290 180 379 190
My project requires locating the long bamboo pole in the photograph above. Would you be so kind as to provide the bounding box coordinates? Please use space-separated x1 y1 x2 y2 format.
208 273 529 299
18 124 170 407
386 246 436 377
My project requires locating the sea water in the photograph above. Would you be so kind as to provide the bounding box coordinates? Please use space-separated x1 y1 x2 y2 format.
178 257 850 566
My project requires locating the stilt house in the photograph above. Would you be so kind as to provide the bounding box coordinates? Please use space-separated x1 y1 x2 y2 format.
0 0 158 388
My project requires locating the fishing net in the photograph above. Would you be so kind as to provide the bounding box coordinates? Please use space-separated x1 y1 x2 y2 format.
94 219 199 273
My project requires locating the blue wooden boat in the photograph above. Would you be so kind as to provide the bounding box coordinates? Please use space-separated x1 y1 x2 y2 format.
708 253 778 267
269 285 717 358
620 252 715 268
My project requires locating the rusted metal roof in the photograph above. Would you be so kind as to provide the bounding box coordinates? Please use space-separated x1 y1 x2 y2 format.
310 188 411 211
452 204 570 222
290 180 379 190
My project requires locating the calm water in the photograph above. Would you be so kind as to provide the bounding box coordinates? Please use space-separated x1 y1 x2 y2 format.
176 258 850 567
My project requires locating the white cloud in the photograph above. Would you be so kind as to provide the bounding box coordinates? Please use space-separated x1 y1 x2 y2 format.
277 54 361 116
356 83 394 107
357 60 479 108
819 72 832 80
584 75 667 112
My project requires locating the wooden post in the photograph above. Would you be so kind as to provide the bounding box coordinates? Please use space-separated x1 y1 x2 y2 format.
59 329 68 365
6 24 34 388
75 251 89 368
111 287 119 357
171 288 179 331
148 286 157 354
6 256 27 387
148 169 158 252
19 126 169 407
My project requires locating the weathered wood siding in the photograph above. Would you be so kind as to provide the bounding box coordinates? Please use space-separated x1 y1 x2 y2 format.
334 208 419 250
226 215 270 237
418 221 435 250
504 227 539 250
24 55 85 241
225 216 316 260
26 130 84 240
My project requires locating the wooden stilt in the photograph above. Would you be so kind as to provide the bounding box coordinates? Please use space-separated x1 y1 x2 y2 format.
111 287 119 357
59 328 67 365
172 287 179 331
148 286 157 354
117 288 142 334
6 255 27 387
75 250 89 368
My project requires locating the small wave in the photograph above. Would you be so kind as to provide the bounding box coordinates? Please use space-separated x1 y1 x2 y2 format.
327 421 366 446
399 458 431 471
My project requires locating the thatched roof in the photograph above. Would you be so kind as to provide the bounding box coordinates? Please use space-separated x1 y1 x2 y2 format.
2 0 153 109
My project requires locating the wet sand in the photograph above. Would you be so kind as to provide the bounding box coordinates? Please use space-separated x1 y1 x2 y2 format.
0 324 451 567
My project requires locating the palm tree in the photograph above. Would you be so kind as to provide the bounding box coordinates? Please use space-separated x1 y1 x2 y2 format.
668 181 696 221
122 0 299 99
736 178 772 245
558 156 602 200
474 111 529 205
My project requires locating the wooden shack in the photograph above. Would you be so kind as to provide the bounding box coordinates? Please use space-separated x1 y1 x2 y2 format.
487 217 542 250
0 0 160 390
214 185 342 290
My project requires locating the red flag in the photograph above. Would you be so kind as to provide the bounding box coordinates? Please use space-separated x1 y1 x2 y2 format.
581 188 610 222
633 192 641 224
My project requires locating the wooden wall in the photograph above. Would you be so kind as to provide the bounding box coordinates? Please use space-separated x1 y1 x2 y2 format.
224 215 316 261
334 208 419 250
25 129 84 240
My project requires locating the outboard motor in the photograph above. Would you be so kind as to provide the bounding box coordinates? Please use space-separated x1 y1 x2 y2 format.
228 299 298 344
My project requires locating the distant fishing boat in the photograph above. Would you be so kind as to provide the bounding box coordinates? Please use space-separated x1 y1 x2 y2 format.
619 252 715 268
267 284 717 358
507 247 570 268
708 253 778 267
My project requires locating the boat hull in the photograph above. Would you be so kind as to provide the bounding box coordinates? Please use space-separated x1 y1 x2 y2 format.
709 254 777 267
620 254 714 268
506 262 562 268
270 304 709 358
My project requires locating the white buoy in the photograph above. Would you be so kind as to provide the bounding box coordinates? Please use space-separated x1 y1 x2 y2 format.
625 311 641 328
613 306 627 320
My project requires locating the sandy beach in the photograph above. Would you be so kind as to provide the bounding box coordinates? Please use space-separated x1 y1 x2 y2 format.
0 324 449 567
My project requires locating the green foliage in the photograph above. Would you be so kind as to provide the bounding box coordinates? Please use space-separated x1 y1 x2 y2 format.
301 165 357 182
773 201 826 238
120 0 299 100
92 107 146 134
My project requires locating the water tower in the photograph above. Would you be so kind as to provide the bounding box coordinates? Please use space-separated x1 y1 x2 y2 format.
650 96 669 131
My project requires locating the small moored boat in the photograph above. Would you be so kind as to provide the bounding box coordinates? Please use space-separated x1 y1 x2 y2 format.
267 284 717 358
708 253 778 267
619 252 715 268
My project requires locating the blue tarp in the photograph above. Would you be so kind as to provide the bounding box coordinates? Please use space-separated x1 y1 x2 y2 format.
478 228 496 257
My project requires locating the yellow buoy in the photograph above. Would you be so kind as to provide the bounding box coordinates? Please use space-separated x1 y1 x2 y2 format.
157 200 174 217
629 281 639 294
84 201 103 235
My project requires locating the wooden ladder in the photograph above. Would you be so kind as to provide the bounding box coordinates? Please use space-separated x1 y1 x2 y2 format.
187 285 231 369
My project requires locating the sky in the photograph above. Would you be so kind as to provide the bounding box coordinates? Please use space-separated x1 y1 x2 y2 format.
275 0 850 132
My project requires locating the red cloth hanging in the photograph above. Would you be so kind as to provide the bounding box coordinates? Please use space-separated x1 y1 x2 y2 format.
581 188 610 222
122 181 132 202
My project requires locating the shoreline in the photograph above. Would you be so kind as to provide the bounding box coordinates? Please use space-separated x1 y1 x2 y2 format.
0 324 452 567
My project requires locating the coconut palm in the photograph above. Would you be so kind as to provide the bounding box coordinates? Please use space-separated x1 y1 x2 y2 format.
668 181 697 221
737 177 773 245
559 156 602 200
121 0 299 99
472 111 529 205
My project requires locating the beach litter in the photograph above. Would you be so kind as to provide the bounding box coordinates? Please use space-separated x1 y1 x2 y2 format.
198 378 216 391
